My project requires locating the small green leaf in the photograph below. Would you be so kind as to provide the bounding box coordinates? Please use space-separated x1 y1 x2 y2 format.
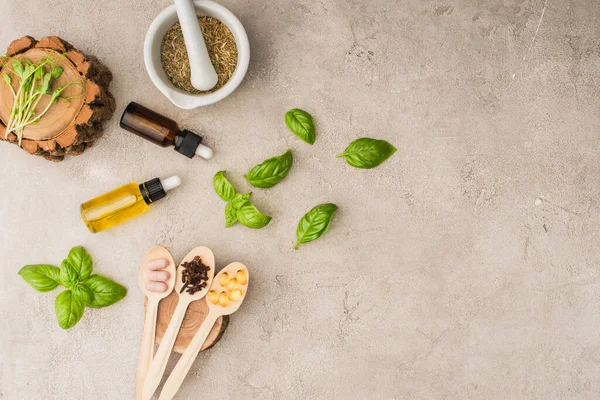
24 64 34 78
237 202 272 229
225 202 238 227
22 79 32 92
60 259 80 288
294 203 338 249
81 275 127 308
18 265 61 292
213 171 236 201
231 192 251 209
285 109 315 144
65 246 93 281
337 138 397 169
55 290 85 329
51 66 63 79
11 60 24 77
245 150 293 188
34 67 44 80
2 74 11 85
41 73 51 94
72 284 93 305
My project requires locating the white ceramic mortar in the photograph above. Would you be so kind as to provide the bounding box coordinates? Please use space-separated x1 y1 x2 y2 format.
144 0 250 109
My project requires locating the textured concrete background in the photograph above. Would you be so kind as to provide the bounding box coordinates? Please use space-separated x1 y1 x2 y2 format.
1 0 600 399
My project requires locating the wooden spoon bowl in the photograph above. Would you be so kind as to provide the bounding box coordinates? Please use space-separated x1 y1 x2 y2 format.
173 247 215 299
138 246 177 296
206 262 249 315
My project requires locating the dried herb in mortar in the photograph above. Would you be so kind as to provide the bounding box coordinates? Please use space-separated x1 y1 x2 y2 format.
161 16 238 94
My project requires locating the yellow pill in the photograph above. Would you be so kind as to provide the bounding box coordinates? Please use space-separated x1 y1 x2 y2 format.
227 278 238 291
235 270 247 285
219 273 230 286
218 292 229 307
207 291 218 304
228 289 243 301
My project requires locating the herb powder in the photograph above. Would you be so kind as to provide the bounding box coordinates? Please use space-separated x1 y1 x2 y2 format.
161 16 238 94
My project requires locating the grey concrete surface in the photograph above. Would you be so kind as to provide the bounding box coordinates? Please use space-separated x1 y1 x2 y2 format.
1 0 600 399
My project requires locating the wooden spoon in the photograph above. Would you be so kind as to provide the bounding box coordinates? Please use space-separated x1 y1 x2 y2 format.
158 262 249 400
142 246 215 400
136 246 176 400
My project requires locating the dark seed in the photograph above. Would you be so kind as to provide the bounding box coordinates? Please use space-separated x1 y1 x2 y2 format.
179 256 211 295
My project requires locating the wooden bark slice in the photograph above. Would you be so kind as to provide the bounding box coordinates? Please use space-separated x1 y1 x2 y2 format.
0 36 115 161
148 290 229 354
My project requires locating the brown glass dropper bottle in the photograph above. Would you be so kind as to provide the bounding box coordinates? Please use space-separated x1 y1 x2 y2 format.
120 102 213 159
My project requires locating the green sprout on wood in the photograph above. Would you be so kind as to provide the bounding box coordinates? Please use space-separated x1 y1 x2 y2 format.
0 55 82 146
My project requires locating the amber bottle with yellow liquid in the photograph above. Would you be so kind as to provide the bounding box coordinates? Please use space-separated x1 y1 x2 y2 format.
80 176 181 233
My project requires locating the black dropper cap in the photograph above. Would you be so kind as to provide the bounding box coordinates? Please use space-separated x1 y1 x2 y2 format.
174 130 202 158
140 178 166 204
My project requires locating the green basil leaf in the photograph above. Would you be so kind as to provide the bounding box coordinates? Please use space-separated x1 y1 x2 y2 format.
231 193 251 209
18 264 61 292
65 246 93 281
294 203 338 249
60 259 80 288
225 202 238 227
2 74 11 85
72 283 93 305
285 109 315 144
81 274 127 308
337 138 397 169
55 290 85 329
237 202 272 229
245 150 293 188
213 171 236 201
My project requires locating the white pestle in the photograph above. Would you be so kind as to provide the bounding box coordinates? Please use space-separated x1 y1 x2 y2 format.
174 0 219 91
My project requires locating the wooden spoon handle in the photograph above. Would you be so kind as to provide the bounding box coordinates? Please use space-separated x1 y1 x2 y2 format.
136 299 159 400
158 312 219 400
142 299 189 400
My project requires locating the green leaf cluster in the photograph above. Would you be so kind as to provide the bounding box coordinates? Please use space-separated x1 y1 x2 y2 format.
1 56 81 146
18 246 127 330
213 171 271 229
210 108 397 248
